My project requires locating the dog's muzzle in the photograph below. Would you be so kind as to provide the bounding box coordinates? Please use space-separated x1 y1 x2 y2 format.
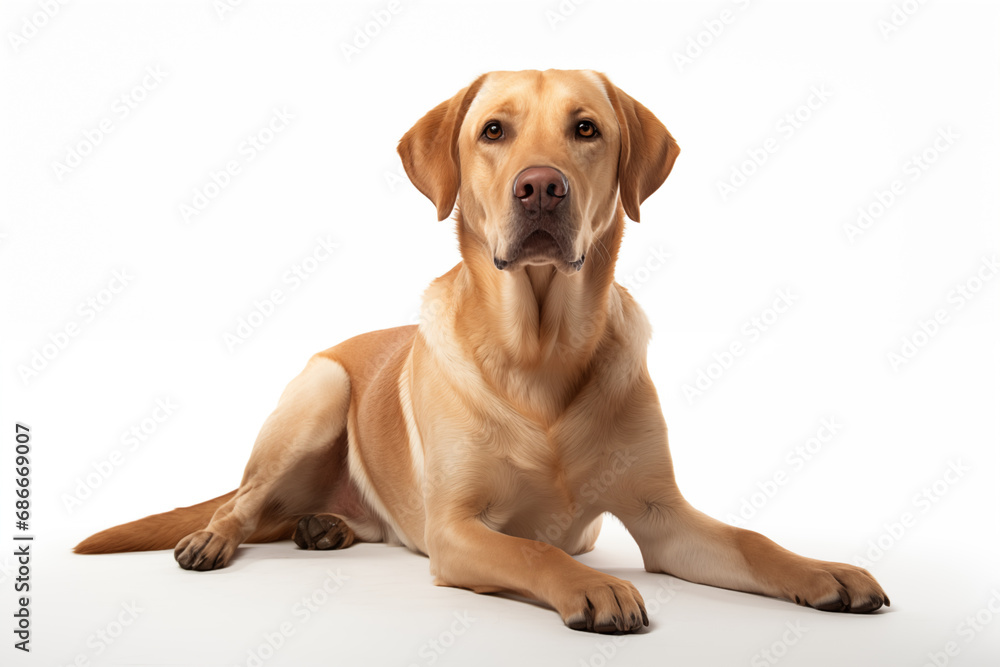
493 167 584 272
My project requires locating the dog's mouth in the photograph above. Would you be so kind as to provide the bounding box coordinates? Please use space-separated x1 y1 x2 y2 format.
520 228 561 258
493 228 585 273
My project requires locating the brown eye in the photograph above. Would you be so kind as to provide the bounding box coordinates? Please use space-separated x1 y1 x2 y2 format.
576 121 598 138
483 122 504 140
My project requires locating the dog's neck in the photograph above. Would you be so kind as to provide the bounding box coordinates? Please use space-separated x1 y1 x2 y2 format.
450 208 625 421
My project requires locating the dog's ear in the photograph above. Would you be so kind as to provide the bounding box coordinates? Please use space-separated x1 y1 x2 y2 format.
597 74 680 222
397 75 487 221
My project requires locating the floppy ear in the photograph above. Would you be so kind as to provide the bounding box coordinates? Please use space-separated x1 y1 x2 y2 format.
597 74 680 222
397 75 487 221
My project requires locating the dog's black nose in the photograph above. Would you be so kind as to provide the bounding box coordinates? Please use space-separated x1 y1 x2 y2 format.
513 167 568 214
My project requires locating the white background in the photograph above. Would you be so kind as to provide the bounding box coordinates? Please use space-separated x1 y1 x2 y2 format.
2 0 999 665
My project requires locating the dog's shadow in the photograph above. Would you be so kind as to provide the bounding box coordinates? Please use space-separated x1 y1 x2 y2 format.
176 545 893 631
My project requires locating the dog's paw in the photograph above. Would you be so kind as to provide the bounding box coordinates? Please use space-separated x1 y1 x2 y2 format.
557 575 648 633
174 530 237 571
293 514 356 551
787 562 889 613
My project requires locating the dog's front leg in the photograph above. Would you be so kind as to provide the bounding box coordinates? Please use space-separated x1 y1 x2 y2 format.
426 516 648 633
611 440 889 613
626 498 888 612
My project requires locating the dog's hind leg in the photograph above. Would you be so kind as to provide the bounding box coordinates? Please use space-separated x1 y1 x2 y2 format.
174 356 352 571
293 513 356 550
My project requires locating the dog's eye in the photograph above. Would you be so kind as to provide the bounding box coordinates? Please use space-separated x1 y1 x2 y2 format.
576 121 598 138
482 122 504 141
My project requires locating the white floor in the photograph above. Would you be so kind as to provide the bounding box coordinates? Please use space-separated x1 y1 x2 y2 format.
23 519 998 667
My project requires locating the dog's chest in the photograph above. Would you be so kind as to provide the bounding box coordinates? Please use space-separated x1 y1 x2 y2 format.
480 430 613 552
476 392 627 537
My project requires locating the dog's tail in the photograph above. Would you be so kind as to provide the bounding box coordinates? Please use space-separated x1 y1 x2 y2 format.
74 491 240 554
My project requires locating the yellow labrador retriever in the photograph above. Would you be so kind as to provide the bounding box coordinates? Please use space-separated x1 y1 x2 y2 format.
77 69 888 633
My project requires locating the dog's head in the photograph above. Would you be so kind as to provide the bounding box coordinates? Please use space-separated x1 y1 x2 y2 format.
398 70 679 274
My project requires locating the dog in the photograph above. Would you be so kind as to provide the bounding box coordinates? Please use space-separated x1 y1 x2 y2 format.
77 69 889 633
